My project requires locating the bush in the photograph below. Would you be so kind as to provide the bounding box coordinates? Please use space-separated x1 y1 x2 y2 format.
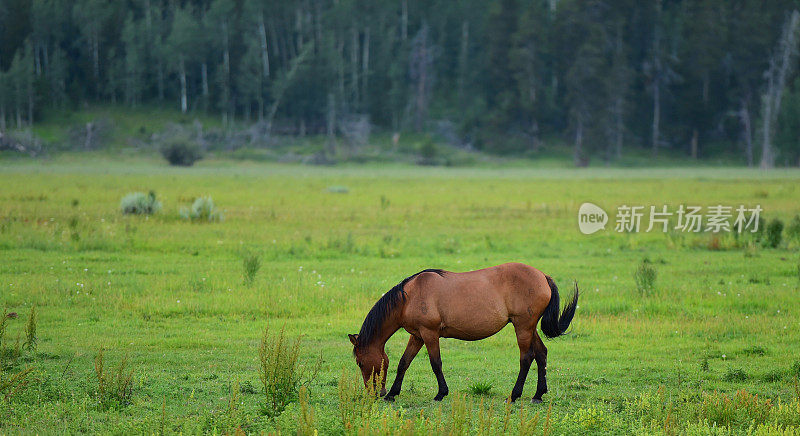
120 191 161 215
180 197 223 222
258 326 301 417
161 140 202 166
634 258 657 295
417 136 444 166
764 218 784 248
786 215 800 243
723 368 748 382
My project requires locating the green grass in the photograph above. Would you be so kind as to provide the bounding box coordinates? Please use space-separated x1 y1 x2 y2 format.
1 156 800 434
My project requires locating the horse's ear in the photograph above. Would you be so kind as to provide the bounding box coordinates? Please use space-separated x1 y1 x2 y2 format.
348 334 359 346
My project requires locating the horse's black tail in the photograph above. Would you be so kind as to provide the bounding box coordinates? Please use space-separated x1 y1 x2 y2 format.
540 276 579 339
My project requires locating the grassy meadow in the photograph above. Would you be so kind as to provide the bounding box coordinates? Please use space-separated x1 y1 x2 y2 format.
1 156 800 434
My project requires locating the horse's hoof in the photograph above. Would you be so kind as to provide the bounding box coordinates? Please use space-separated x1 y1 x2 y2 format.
383 395 395 402
531 398 543 404
433 394 446 401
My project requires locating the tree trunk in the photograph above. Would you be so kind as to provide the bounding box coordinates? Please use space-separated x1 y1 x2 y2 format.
362 26 370 103
651 0 662 156
201 62 209 111
760 10 800 169
179 56 187 113
458 21 469 106
691 129 698 159
401 0 408 41
326 93 336 156
85 122 94 149
739 98 753 167
351 26 359 108
28 76 33 125
574 115 584 167
92 28 100 98
222 21 231 125
158 61 165 101
615 96 623 158
415 36 427 132
652 77 660 155
258 16 270 77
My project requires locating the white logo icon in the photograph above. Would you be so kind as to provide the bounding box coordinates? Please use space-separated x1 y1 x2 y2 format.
578 203 608 234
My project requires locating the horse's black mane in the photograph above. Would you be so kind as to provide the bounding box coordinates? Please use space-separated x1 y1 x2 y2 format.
355 269 445 351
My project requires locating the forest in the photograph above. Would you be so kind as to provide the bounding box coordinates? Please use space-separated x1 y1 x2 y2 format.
3 0 800 166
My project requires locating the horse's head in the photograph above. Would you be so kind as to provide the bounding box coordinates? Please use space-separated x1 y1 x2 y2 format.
349 333 388 396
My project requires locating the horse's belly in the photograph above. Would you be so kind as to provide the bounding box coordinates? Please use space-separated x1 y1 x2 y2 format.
438 307 508 340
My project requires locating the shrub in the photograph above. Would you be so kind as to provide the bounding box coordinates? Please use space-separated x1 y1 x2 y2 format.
723 368 748 382
180 197 223 222
786 215 800 243
242 252 261 286
764 218 784 248
94 348 134 409
161 140 202 166
634 258 657 295
258 326 301 417
469 381 493 396
120 191 161 215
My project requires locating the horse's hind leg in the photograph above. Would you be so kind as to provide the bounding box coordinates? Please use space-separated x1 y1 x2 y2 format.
510 322 535 402
531 331 548 403
385 335 424 401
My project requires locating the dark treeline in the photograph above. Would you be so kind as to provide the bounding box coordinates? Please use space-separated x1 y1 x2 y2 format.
2 0 800 166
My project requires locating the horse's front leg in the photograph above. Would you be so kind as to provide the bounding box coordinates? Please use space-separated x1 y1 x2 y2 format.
421 330 449 401
384 335 424 402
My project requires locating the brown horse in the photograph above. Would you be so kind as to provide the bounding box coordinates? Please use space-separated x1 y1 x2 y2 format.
349 262 579 403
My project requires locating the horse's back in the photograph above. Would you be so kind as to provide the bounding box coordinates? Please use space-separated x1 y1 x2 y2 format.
402 263 551 340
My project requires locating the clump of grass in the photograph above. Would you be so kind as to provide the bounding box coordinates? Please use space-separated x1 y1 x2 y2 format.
297 386 316 435
700 358 710 372
94 348 134 409
0 363 33 401
258 326 301 417
0 310 12 350
0 309 34 401
242 252 261 286
723 368 748 382
23 306 36 352
120 191 161 215
764 218 784 248
741 345 766 356
468 381 493 396
634 258 657 295
448 394 471 434
180 197 223 222
762 370 784 382
786 215 800 243
701 390 772 427
337 368 378 431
